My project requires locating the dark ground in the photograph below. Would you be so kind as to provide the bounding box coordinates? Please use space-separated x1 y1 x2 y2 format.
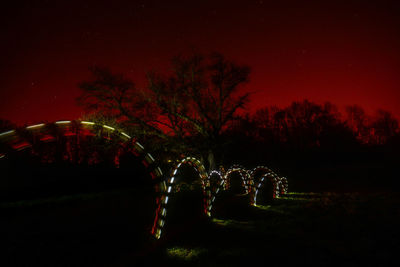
1 187 400 266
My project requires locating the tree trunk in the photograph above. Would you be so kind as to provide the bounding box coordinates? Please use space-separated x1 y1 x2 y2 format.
207 150 216 172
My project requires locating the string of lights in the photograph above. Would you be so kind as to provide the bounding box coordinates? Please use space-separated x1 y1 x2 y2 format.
0 121 289 240
0 120 167 239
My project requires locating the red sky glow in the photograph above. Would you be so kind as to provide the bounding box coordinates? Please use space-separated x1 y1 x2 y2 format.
1 0 399 125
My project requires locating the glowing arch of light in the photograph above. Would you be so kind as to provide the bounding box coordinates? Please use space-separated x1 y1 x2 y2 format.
167 157 213 216
207 170 225 215
0 120 167 239
0 121 290 239
223 165 251 192
249 165 275 181
249 166 282 206
280 176 289 194
222 165 287 206
166 157 226 218
252 172 279 205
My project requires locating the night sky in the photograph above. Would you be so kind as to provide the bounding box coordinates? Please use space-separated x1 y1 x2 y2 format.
1 0 399 125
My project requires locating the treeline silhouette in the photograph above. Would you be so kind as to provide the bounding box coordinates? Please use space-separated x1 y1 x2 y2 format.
234 100 399 148
1 99 399 193
222 100 399 192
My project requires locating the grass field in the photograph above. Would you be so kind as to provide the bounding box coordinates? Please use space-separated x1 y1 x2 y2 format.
2 189 400 266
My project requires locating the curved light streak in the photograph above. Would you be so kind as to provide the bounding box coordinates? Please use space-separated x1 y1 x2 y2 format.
26 123 45 130
0 120 167 240
0 130 15 137
253 172 279 205
224 165 251 192
0 121 289 240
208 170 225 215
55 120 71 124
167 157 211 216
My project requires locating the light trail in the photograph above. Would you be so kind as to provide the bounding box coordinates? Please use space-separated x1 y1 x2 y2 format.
0 120 289 240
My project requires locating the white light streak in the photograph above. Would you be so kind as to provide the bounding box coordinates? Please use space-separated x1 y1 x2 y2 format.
121 132 131 139
135 142 144 150
156 228 161 239
26 123 45 130
0 130 15 137
156 167 163 175
147 153 155 162
103 125 115 131
55 120 71 124
81 121 95 125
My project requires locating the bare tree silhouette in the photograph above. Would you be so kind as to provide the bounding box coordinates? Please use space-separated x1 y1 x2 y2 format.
77 53 251 170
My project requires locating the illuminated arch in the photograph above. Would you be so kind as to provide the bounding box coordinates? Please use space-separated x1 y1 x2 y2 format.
250 166 278 192
167 157 214 216
1 121 290 237
249 166 275 183
221 165 287 205
278 176 288 195
0 120 167 239
223 165 251 193
207 170 225 215
252 170 281 206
